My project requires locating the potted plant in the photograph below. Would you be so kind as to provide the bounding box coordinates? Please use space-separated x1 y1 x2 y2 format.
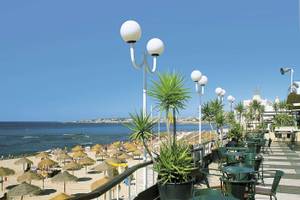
154 140 195 200
127 72 195 199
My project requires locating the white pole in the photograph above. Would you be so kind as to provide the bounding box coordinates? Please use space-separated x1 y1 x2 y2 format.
142 65 148 190
198 88 203 144
291 69 294 93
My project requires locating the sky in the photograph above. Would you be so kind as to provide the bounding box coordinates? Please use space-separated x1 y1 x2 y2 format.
0 0 299 121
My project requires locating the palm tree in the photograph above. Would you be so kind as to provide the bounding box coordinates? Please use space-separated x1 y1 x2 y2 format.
149 72 190 144
202 102 214 131
215 111 226 143
235 102 245 124
279 100 288 111
126 111 156 161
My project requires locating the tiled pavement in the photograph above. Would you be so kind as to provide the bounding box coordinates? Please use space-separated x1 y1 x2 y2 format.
256 142 300 200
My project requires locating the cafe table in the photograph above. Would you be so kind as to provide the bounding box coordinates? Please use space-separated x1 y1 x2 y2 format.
222 165 255 180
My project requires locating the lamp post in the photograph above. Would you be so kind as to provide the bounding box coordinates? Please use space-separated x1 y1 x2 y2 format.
280 67 294 93
215 87 225 103
120 20 165 191
191 70 208 144
227 95 235 111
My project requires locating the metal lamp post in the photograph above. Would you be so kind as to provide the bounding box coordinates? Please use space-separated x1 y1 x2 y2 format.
280 67 294 93
191 70 208 144
215 87 225 103
227 95 235 111
120 20 165 191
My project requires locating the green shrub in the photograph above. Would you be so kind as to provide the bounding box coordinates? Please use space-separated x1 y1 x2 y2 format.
154 140 195 184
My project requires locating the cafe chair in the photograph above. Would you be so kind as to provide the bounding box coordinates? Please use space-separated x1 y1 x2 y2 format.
255 170 284 200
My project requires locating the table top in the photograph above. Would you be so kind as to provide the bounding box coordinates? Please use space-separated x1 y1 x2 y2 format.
194 188 239 200
222 165 255 174
225 151 245 157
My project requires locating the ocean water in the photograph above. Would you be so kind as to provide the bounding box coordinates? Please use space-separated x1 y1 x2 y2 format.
0 122 210 157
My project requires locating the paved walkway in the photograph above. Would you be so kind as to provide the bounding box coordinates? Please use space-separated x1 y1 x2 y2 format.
256 142 300 200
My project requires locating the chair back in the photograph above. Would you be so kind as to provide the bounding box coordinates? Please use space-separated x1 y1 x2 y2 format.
271 170 284 194
218 147 227 159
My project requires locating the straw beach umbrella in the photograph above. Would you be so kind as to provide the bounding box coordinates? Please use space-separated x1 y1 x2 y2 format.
57 153 72 164
0 167 15 191
90 162 113 174
50 193 72 200
38 158 58 170
91 144 102 152
14 157 33 171
95 150 107 161
78 157 95 173
91 176 110 191
72 151 87 159
7 182 41 200
51 171 78 193
17 171 45 188
36 152 50 159
72 145 83 152
63 161 82 175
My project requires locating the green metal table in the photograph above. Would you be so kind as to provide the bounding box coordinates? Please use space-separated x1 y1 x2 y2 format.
222 165 255 180
194 188 238 200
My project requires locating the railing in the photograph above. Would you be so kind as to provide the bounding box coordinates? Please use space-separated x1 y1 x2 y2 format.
70 141 214 200
71 161 153 200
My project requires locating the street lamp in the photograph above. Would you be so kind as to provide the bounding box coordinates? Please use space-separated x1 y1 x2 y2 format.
280 67 294 93
215 87 225 103
120 20 164 116
191 70 208 144
120 20 165 191
227 95 235 111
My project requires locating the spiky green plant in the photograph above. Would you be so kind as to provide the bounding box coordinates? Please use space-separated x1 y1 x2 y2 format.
154 140 194 184
149 72 190 143
125 111 156 161
235 102 245 124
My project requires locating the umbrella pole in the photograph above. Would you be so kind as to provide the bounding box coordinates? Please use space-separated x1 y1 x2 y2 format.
0 176 3 192
42 179 45 189
64 181 66 193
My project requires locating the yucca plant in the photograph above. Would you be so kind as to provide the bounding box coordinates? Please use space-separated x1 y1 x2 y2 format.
148 72 190 144
125 111 156 161
154 140 194 184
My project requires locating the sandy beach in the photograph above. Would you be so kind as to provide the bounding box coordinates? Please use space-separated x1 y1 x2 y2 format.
0 131 214 200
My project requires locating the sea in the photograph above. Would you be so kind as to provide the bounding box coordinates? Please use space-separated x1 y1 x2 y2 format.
0 122 210 157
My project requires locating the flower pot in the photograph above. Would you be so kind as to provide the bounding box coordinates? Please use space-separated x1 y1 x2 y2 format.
158 181 193 200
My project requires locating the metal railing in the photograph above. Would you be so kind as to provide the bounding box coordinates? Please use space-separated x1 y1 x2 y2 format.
70 141 214 200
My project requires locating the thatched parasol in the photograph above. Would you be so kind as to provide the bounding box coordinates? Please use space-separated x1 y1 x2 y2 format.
0 167 15 191
95 150 107 161
91 144 102 152
132 149 143 157
51 171 78 193
78 157 95 173
118 153 132 160
57 153 72 164
63 161 82 175
72 151 87 159
90 162 113 173
36 152 50 159
17 171 45 188
14 157 33 171
38 158 58 170
7 182 41 199
90 176 110 191
71 145 83 152
50 192 72 200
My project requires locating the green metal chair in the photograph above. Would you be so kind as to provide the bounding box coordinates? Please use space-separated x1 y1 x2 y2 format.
255 170 284 200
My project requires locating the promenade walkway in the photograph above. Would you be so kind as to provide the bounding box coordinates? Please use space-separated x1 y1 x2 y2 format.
256 142 300 200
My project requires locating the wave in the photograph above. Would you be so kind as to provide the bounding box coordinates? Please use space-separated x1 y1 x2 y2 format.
23 136 39 139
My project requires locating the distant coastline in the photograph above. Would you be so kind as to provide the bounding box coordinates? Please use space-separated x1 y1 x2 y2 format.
73 117 208 125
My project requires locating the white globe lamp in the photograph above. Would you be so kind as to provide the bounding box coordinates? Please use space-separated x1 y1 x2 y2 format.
120 20 142 43
191 70 202 82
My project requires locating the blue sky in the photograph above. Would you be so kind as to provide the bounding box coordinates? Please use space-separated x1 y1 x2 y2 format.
0 0 299 121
